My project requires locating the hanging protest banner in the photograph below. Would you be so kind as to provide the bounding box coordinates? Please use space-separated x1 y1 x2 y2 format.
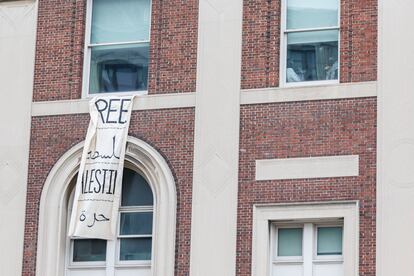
68 96 135 240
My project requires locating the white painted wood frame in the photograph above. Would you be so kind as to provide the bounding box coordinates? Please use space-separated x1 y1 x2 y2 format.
251 201 359 276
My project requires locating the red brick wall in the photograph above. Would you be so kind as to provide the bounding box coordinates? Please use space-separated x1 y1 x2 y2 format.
242 0 280 89
241 0 377 89
32 0 86 102
22 109 195 276
32 0 198 102
236 98 376 275
32 0 377 101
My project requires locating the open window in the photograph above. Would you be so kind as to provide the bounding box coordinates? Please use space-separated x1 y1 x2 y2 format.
83 0 151 96
281 0 340 86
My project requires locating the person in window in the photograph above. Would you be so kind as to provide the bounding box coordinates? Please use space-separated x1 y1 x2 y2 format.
287 60 302 82
326 60 338 80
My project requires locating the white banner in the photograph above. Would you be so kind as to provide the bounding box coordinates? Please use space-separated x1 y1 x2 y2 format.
68 96 135 240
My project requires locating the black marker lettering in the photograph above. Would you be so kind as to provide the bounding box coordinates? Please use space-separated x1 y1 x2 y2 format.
106 99 120 124
95 99 108 123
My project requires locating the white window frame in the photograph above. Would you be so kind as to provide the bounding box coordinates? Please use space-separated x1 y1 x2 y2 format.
116 206 153 267
270 221 344 276
272 224 304 263
279 0 341 88
313 223 344 262
82 0 152 98
65 165 154 273
251 201 359 276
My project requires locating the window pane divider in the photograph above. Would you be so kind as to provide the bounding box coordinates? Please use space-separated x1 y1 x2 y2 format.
118 234 152 238
67 263 106 269
88 40 150 48
119 206 153 212
272 260 303 264
303 223 313 276
312 258 343 264
114 261 151 268
285 26 339 33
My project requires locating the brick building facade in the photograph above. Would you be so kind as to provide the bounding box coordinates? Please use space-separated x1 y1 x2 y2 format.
0 0 380 275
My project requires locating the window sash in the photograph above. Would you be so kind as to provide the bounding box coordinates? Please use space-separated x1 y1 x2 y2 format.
271 222 344 266
313 224 344 261
69 239 107 267
89 40 150 48
88 0 152 44
280 0 340 87
284 26 339 34
281 0 341 32
83 0 152 97
117 207 153 263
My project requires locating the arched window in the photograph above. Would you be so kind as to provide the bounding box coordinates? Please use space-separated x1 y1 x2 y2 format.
37 137 176 276
66 167 154 275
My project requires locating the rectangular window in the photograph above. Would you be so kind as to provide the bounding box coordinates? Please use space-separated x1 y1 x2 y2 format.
84 0 151 96
281 0 340 85
271 222 343 276
317 226 343 256
277 228 303 257
118 210 153 261
72 239 107 262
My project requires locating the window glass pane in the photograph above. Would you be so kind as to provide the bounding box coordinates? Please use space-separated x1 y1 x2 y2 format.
73 239 107 262
287 0 338 30
120 212 153 235
278 228 303 257
91 0 151 44
121 168 153 206
89 43 149 94
286 30 338 83
120 237 152 260
317 227 343 255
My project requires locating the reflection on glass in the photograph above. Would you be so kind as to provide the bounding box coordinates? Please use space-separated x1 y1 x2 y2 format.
287 0 339 30
317 227 343 255
91 0 151 44
73 239 107 262
89 43 149 94
278 228 303 257
121 168 153 206
286 30 338 83
120 212 153 235
120 238 152 261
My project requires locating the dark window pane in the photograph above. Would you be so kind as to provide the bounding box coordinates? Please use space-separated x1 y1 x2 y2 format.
120 212 153 235
286 30 338 83
120 238 152 261
73 239 107 262
89 43 149 94
121 168 153 206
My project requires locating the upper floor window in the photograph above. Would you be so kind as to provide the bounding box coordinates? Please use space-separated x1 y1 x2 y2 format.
84 0 151 96
281 0 339 86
